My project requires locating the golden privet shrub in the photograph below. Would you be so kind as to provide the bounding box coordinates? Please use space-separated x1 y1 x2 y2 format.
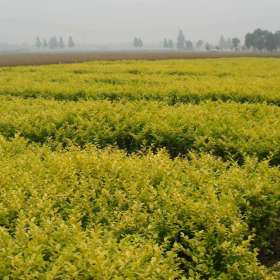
0 137 279 279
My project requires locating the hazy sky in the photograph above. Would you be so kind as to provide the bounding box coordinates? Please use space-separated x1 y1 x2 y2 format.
0 0 279 45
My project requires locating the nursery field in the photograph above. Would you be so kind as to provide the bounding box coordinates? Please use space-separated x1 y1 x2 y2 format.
0 58 280 279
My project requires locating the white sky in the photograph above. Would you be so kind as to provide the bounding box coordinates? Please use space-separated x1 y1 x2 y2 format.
0 0 279 45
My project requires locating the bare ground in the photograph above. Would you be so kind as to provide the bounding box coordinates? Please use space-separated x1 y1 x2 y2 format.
0 51 279 67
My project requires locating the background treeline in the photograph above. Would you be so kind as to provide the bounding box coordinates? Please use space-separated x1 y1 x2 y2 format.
133 28 280 52
245 29 280 51
34 28 280 52
35 36 75 50
162 32 242 51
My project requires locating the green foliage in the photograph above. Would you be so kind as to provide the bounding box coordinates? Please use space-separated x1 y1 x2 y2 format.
1 59 280 278
1 98 280 163
0 59 280 105
0 138 279 279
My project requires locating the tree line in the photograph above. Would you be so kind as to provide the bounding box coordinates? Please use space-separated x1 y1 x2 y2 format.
245 29 280 51
35 36 75 50
133 28 280 52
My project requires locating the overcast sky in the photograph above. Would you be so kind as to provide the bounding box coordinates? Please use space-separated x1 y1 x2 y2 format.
0 0 279 46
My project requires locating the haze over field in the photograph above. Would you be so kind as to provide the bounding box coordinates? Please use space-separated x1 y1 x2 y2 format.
0 0 280 45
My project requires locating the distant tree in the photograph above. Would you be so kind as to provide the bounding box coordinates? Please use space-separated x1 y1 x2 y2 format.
265 32 277 52
68 36 75 48
254 29 267 50
133 37 143 48
59 37 65 49
196 40 204 50
35 37 42 49
48 36 58 49
226 38 233 50
133 37 139 48
42 39 48 48
245 29 277 51
133 37 140 48
219 35 227 51
275 31 280 50
205 42 211 51
168 39 174 49
163 39 174 49
177 30 185 50
163 38 169 48
185 40 193 51
245 33 254 50
232 38 241 51
138 38 143 48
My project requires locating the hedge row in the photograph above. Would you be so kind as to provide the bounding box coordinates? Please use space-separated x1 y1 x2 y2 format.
0 59 280 105
0 137 279 279
1 97 280 163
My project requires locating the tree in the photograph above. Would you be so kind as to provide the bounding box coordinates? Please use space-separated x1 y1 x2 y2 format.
48 36 58 49
226 38 233 50
138 38 143 48
196 40 204 50
163 39 174 49
245 33 254 50
205 42 211 51
245 29 277 51
185 40 193 51
133 37 139 48
68 36 75 48
59 37 65 49
265 31 277 51
133 37 143 48
177 30 185 50
232 38 241 51
163 38 169 48
275 31 280 50
35 37 42 49
42 39 48 48
168 39 174 49
219 35 227 51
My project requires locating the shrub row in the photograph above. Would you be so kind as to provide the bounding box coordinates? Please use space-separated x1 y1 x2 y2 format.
1 97 280 163
0 59 280 105
0 137 279 279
